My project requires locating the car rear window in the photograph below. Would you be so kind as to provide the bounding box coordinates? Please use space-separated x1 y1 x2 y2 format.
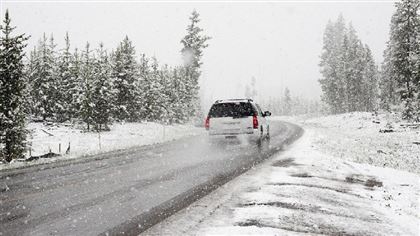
208 102 256 118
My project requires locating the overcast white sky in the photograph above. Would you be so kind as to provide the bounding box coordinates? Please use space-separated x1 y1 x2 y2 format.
1 1 396 106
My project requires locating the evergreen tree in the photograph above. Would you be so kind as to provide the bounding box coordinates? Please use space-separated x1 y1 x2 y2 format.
0 10 29 162
319 15 347 113
379 35 399 111
180 10 210 120
157 64 173 123
166 67 178 124
31 33 57 120
48 35 62 119
79 42 95 130
56 32 74 121
148 57 166 121
91 43 114 130
361 46 379 111
382 0 420 120
138 55 171 122
137 53 150 121
24 47 38 116
169 66 189 123
69 48 82 120
111 36 140 121
244 77 258 100
342 25 364 112
283 88 292 115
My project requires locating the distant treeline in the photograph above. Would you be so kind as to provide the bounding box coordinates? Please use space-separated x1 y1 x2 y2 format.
242 78 321 116
319 0 420 121
262 88 321 116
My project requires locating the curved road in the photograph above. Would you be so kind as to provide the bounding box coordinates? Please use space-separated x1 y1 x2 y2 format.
0 121 302 236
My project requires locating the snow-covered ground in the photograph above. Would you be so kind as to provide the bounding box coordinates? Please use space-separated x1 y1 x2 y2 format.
145 113 420 235
0 122 203 171
283 112 420 174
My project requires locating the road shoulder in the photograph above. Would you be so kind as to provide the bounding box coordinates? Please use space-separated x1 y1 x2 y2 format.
1 122 203 172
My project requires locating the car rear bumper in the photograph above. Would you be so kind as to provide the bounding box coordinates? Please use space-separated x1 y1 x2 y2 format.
207 130 260 142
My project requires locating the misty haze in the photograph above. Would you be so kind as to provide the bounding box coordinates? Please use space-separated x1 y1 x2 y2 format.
0 1 419 236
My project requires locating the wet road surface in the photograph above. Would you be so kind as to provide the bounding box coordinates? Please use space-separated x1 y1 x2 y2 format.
0 121 302 236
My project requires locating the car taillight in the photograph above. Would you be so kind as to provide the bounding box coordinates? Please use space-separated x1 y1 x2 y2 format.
205 117 210 130
253 115 258 129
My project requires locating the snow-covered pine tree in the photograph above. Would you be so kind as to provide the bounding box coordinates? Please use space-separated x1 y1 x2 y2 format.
170 66 189 123
0 10 29 162
24 47 38 116
79 42 95 130
342 24 365 112
250 77 258 100
91 43 114 130
31 33 58 120
384 0 420 120
48 35 62 120
137 53 150 121
162 66 178 124
180 10 210 121
283 88 292 115
111 36 140 122
292 97 302 115
157 64 173 124
148 57 166 121
319 20 335 112
379 43 399 111
361 45 379 112
30 37 43 119
244 77 258 100
166 67 178 124
177 66 196 121
379 12 400 112
138 55 170 122
69 48 82 120
56 32 74 122
319 15 347 114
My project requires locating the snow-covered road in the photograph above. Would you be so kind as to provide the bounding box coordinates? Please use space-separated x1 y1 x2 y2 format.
0 121 302 236
145 127 419 236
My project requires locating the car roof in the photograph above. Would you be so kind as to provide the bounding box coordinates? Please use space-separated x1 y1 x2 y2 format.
214 99 254 104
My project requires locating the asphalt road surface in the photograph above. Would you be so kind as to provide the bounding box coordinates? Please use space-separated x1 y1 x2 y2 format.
0 121 302 236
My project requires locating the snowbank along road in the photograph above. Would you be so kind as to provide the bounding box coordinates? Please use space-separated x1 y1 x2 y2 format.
0 120 302 236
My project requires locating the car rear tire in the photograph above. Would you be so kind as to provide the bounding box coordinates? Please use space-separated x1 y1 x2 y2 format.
257 128 263 147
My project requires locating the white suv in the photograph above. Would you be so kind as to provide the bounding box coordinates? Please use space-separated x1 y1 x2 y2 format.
205 99 271 143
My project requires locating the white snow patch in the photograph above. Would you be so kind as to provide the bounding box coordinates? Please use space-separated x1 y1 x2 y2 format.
272 112 420 174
